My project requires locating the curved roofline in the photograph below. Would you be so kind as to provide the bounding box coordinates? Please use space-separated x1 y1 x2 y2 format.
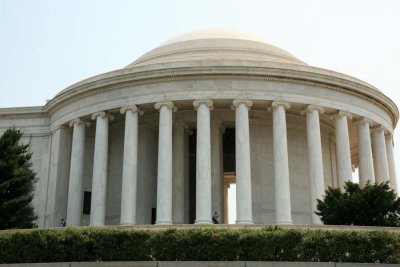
44 60 398 128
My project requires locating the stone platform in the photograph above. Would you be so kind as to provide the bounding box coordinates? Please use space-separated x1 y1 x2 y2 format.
2 261 400 267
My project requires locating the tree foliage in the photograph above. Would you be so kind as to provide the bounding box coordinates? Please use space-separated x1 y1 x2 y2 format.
0 127 37 229
316 181 400 226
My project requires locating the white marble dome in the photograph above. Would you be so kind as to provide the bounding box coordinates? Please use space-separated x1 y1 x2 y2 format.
127 29 306 67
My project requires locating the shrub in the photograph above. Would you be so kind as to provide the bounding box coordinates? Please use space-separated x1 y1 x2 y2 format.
316 181 400 226
0 226 400 264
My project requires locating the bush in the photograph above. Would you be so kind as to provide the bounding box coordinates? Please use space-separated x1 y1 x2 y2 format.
316 181 400 226
0 227 400 264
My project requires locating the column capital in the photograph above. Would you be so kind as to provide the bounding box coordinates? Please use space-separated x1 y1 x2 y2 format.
353 117 374 126
51 125 69 133
91 111 114 121
232 99 253 109
120 105 144 115
69 118 90 128
271 101 291 110
371 125 387 134
155 101 177 111
301 105 324 115
337 110 352 119
330 110 352 120
308 104 324 113
385 132 394 139
193 99 213 110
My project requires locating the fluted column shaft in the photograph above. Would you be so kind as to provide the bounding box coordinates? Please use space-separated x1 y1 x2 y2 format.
90 111 113 226
66 119 89 226
385 134 398 193
334 111 353 188
155 101 175 225
272 101 292 224
372 127 389 184
233 99 254 224
120 106 142 225
193 99 213 224
356 118 375 185
172 119 186 224
305 105 325 225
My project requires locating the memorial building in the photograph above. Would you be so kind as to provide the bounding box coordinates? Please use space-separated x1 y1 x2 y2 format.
0 29 398 227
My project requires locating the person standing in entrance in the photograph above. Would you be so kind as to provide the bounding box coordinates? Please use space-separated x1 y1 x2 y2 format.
212 211 220 224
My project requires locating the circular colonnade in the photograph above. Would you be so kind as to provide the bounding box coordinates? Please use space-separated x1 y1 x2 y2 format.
44 29 398 226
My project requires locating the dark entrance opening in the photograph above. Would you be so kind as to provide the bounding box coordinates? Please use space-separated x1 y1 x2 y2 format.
223 128 236 223
223 128 235 172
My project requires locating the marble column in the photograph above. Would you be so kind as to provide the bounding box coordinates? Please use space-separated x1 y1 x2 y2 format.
66 119 89 226
372 126 390 184
355 118 375 185
211 118 224 223
193 99 213 224
172 119 186 224
90 111 113 226
45 126 72 227
155 101 176 225
120 106 143 225
272 101 292 225
385 133 398 193
334 111 353 188
233 99 254 224
305 105 325 225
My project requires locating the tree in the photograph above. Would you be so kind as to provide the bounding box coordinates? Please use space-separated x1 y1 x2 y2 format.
316 181 400 227
0 127 37 229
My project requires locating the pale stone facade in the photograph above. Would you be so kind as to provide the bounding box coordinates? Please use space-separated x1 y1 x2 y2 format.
0 29 398 227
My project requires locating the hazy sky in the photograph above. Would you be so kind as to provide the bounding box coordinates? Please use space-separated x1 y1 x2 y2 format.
1 0 400 222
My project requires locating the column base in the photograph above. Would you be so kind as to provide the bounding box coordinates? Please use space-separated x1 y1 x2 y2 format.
236 219 254 224
155 220 173 225
276 220 293 225
119 222 135 226
195 219 213 225
89 223 105 227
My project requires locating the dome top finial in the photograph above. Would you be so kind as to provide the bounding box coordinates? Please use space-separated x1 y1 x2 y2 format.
160 28 271 46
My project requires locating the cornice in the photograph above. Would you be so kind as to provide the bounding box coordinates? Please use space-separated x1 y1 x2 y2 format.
0 106 48 119
42 64 398 127
0 112 48 120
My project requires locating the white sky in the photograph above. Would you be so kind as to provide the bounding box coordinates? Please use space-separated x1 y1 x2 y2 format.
1 1 400 221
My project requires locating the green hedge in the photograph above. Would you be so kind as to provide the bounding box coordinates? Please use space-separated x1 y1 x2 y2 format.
0 227 400 263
